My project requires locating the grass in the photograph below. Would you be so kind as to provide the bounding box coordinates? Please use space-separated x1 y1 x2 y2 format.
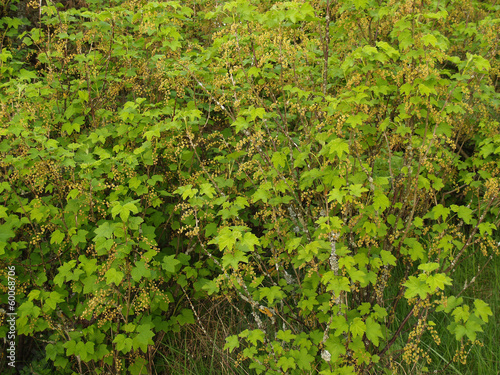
425 247 500 375
154 297 253 375
166 243 500 375
379 239 500 375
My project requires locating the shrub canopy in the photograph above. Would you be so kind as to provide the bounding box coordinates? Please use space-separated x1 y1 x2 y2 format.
1 0 499 374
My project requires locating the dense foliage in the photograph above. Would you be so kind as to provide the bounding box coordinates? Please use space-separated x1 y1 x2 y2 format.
1 0 499 373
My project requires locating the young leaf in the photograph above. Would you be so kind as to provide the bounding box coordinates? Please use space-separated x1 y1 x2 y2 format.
224 335 240 353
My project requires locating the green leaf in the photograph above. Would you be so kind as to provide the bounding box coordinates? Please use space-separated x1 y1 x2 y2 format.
259 286 284 305
326 138 349 159
352 0 369 10
328 188 347 204
249 107 266 121
418 175 431 189
350 317 366 338
276 330 296 342
425 273 452 291
132 324 155 352
332 315 349 337
28 290 40 301
222 250 248 270
130 357 148 375
76 341 94 361
380 250 396 266
365 317 384 346
373 191 390 212
211 227 241 252
123 201 139 214
296 347 314 370
64 340 77 357
45 342 62 361
162 255 181 274
451 205 474 224
105 268 124 285
177 308 195 326
432 204 450 221
349 184 368 198
464 317 483 341
0 224 16 255
418 262 440 272
246 329 265 346
54 260 77 287
252 187 270 203
376 41 400 60
94 222 115 239
373 304 388 319
421 34 438 47
83 275 97 294
278 356 296 372
240 232 259 252
271 151 286 168
322 273 351 296
78 90 89 102
474 299 492 323
113 334 133 353
50 230 65 245
45 291 64 311
325 337 347 364
224 335 240 353
470 54 491 72
201 279 219 295
174 185 198 200
452 305 470 323
478 222 496 236
398 29 414 49
403 238 425 261
247 66 260 77
346 113 368 128
131 260 151 282
232 117 249 133
436 296 463 313
447 322 464 341
404 276 431 299
200 183 216 198
71 229 88 246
